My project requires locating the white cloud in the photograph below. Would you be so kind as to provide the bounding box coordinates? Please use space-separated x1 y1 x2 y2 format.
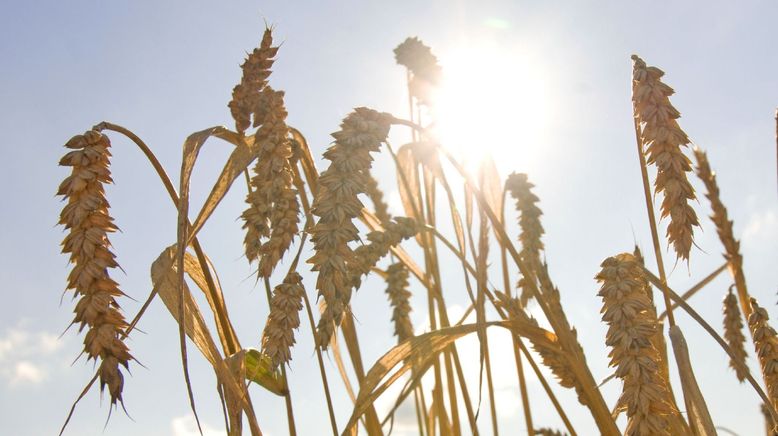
743 207 778 242
171 414 227 436
11 361 46 385
0 325 64 386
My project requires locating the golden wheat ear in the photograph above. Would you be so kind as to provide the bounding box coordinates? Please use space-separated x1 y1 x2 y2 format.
631 55 700 262
307 107 393 349
58 130 132 406
261 272 305 369
596 253 676 435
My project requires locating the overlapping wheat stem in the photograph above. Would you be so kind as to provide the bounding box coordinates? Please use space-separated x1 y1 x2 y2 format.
385 262 414 343
694 147 752 317
236 29 300 277
723 286 749 382
506 172 545 306
631 55 700 262
57 130 132 405
307 107 392 348
534 429 567 436
596 253 675 435
261 272 305 369
749 298 778 412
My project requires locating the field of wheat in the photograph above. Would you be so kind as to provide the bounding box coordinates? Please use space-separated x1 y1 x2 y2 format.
44 21 778 436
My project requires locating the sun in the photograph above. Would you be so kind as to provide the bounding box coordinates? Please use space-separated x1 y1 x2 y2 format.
430 41 551 173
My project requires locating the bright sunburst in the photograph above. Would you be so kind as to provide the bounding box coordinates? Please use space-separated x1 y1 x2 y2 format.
431 41 551 173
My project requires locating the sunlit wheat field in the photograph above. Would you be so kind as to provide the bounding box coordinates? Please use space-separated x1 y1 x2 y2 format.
1 2 776 436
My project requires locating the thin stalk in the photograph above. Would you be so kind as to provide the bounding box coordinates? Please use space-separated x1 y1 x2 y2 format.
302 291 339 436
659 262 728 320
440 146 619 435
631 117 676 327
500 186 534 436
263 277 297 436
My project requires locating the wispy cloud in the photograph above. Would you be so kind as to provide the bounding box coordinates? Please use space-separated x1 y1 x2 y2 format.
742 207 777 243
171 414 227 436
0 324 64 387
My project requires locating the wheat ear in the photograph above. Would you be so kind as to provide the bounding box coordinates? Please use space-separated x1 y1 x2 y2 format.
749 298 778 412
596 253 675 435
393 37 441 105
261 272 306 369
385 263 414 343
229 28 277 134
506 172 545 306
308 107 392 348
694 147 752 317
723 286 749 382
57 130 132 405
631 55 700 262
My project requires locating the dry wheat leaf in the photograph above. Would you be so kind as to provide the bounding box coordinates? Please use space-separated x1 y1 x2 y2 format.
342 320 543 434
478 155 503 226
151 245 223 365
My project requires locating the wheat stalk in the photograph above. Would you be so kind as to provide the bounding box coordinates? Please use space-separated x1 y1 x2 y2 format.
57 130 132 406
631 55 700 262
596 253 676 435
308 107 392 348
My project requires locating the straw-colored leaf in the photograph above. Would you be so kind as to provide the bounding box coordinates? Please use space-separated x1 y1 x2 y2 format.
395 142 422 222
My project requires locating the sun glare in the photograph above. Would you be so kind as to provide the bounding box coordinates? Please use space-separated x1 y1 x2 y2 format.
432 42 550 173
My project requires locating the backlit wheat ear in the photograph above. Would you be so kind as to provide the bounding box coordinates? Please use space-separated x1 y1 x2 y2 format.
596 253 675 435
229 28 278 134
631 55 700 262
506 172 545 306
694 147 751 315
365 172 391 225
496 291 587 405
240 85 300 277
723 286 749 382
393 37 441 105
57 130 132 406
308 107 392 349
385 263 414 343
261 272 305 369
349 217 418 290
749 298 778 412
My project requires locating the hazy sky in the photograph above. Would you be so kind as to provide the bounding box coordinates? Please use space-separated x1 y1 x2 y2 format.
1 1 776 435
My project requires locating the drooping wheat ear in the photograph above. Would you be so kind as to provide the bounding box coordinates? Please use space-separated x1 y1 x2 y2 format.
631 55 700 262
694 148 751 315
506 172 544 306
229 28 278 134
393 37 441 105
241 85 300 277
349 217 418 289
364 171 391 225
723 286 749 382
495 291 587 405
596 253 675 435
261 272 305 369
57 130 131 406
308 107 392 348
385 263 414 343
749 298 778 411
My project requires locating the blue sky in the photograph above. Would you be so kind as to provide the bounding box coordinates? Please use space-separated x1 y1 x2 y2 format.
1 1 776 435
